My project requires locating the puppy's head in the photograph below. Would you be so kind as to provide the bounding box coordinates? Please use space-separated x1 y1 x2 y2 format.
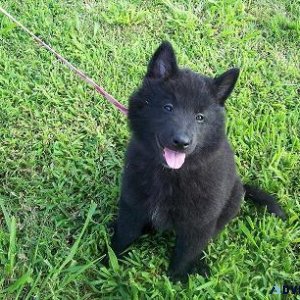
129 42 239 169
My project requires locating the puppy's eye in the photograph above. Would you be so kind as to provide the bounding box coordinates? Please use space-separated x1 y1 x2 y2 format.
196 113 204 123
163 104 173 112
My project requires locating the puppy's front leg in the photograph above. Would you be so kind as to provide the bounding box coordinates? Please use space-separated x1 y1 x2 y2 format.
168 220 217 282
111 200 148 256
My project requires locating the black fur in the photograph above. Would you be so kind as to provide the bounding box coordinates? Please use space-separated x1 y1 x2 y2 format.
109 41 286 282
244 184 286 220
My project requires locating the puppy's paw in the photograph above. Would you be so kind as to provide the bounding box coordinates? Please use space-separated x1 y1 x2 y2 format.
167 260 210 283
167 263 190 283
193 260 211 278
167 269 189 283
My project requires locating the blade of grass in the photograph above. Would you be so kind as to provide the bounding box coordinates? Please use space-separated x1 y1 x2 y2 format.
7 216 17 276
55 202 97 276
0 197 11 231
4 270 33 294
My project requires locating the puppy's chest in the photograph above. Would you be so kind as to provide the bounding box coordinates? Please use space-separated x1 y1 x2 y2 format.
147 174 204 230
149 191 173 230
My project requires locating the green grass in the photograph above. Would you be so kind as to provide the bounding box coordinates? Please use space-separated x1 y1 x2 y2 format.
0 0 299 299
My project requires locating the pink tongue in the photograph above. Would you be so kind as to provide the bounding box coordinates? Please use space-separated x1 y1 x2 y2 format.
163 148 186 169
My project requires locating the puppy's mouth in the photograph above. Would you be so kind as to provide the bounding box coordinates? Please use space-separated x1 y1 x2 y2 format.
156 136 186 169
163 148 186 169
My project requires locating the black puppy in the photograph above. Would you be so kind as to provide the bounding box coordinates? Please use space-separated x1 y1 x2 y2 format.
109 42 286 282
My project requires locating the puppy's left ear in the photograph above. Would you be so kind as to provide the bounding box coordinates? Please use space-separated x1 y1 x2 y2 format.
146 41 178 80
213 68 240 105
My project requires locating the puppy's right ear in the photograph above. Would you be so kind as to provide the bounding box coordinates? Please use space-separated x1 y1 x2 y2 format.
213 68 240 105
146 41 178 80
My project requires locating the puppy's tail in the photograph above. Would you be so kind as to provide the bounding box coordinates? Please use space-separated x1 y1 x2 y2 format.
243 184 286 220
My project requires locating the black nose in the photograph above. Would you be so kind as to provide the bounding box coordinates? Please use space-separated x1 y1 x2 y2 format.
172 134 191 149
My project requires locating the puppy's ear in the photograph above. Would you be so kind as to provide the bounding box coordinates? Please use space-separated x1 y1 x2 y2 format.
213 68 240 105
146 41 178 80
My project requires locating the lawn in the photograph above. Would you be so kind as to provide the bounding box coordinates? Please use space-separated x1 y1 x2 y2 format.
0 0 299 299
